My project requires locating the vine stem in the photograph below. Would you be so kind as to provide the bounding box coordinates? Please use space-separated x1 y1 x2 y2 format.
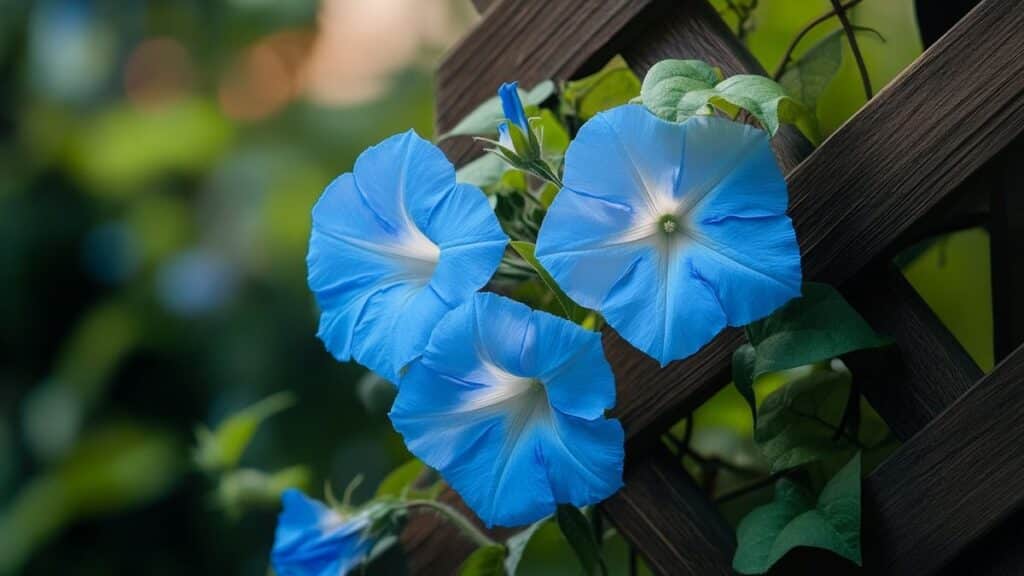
830 0 873 99
772 0 864 80
403 500 498 549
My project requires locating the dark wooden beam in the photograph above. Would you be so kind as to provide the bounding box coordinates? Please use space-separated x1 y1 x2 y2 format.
864 344 1024 575
600 445 737 575
988 136 1024 361
843 265 981 440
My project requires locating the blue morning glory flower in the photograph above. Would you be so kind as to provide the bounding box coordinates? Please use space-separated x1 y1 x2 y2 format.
271 489 375 576
307 130 509 382
389 293 624 527
535 106 802 366
498 81 529 133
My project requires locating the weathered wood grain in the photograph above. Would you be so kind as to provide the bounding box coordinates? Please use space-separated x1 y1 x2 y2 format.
600 446 737 575
864 344 1024 574
989 136 1024 361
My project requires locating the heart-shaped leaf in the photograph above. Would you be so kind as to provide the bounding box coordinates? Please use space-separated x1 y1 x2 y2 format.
733 452 861 574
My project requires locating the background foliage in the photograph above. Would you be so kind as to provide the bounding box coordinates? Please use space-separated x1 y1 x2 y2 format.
0 0 994 574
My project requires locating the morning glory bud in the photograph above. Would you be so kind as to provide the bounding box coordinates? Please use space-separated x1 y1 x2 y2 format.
496 81 541 162
498 81 529 134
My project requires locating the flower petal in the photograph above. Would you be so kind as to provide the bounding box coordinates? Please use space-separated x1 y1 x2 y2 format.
686 215 802 325
390 294 623 527
678 116 788 221
540 411 624 506
526 307 616 420
562 104 685 217
352 130 452 237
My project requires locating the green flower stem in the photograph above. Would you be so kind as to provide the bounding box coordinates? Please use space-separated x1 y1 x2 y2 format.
403 500 498 549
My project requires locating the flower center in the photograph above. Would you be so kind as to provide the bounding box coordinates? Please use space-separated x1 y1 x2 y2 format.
658 213 681 236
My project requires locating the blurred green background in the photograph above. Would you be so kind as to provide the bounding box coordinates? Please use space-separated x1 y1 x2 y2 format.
0 0 993 574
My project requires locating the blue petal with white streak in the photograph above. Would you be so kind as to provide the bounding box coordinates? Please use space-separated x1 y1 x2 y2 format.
271 489 374 576
389 293 624 527
535 105 801 366
307 130 508 382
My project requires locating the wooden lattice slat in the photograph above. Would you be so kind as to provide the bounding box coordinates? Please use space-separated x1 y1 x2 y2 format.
989 137 1024 360
864 344 1024 574
600 446 736 575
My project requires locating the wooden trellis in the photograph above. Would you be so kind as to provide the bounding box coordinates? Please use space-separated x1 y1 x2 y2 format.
403 0 1024 573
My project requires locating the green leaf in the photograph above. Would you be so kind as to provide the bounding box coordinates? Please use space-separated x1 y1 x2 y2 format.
556 505 608 576
375 459 429 499
755 368 855 473
535 109 570 160
733 452 861 574
441 81 555 139
639 59 807 135
510 241 585 324
733 283 890 419
563 56 641 120
504 518 547 575
712 75 806 135
459 544 508 576
640 59 721 120
779 30 844 110
193 391 295 472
